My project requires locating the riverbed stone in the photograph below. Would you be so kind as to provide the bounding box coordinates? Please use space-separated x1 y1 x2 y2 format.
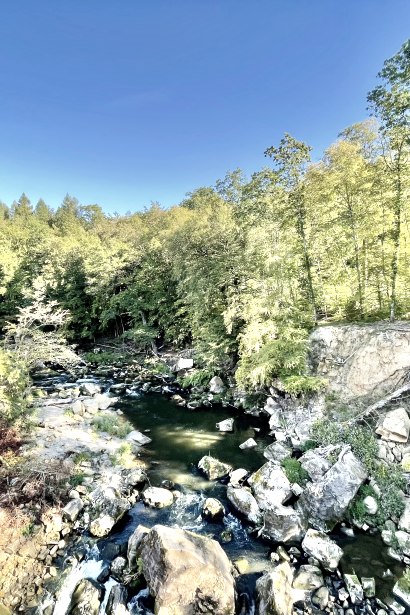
226 485 262 525
202 497 224 520
292 565 323 591
263 442 291 464
216 418 234 432
297 448 367 530
344 573 363 604
110 556 127 581
62 498 84 523
312 586 329 609
376 407 410 443
256 561 294 615
138 524 235 614
95 393 117 410
106 584 128 615
126 430 152 446
261 505 306 544
80 382 101 396
394 530 410 556
361 577 376 598
363 495 378 515
299 448 332 482
128 525 149 569
248 462 292 510
68 578 103 615
198 455 232 480
393 573 410 608
142 487 174 508
209 376 225 394
229 468 248 486
301 529 343 571
88 485 130 536
82 398 99 414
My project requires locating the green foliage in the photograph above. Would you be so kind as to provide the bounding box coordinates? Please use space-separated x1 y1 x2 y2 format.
73 451 92 465
281 457 309 485
349 481 405 529
83 351 125 365
21 522 35 537
180 368 214 389
109 443 135 468
398 568 410 593
0 348 30 427
92 414 131 438
69 472 85 487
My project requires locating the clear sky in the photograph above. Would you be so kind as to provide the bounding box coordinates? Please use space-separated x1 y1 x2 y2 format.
1 1 409 214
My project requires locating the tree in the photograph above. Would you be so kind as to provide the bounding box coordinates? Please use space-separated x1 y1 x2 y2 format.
264 134 318 323
368 40 410 320
11 193 32 219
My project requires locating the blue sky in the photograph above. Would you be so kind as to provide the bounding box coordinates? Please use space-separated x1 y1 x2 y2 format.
1 1 409 214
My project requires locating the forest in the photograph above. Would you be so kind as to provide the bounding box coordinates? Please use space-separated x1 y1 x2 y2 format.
1 40 410 420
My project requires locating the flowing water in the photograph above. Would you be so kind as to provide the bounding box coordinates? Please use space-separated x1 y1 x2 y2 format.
35 376 406 613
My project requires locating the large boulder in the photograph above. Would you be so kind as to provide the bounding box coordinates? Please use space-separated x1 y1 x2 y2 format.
301 529 343 571
106 584 128 615
198 455 232 480
226 486 262 525
256 561 294 615
261 504 306 544
68 578 103 615
376 407 410 443
299 447 332 482
297 448 367 530
263 442 291 464
248 462 292 510
128 524 149 570
137 524 235 614
80 382 101 396
88 485 130 537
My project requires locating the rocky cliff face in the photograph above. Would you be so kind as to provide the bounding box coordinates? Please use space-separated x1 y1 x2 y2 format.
309 322 410 402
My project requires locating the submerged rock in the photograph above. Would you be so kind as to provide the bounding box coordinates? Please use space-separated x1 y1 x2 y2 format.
138 524 235 614
301 529 343 571
198 455 232 480
297 448 367 530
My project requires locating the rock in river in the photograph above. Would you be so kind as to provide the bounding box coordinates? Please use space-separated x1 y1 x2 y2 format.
248 461 292 510
68 578 103 615
137 524 235 614
216 418 234 432
202 497 225 520
126 430 152 446
261 504 306 544
143 487 174 508
227 485 262 525
301 529 343 571
198 455 232 480
256 561 294 615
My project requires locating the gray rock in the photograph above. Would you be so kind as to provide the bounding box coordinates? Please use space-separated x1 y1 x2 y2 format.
106 584 128 615
198 455 232 480
95 393 117 410
68 578 103 615
376 407 410 443
261 505 306 544
248 462 292 511
127 524 149 570
297 448 367 530
229 468 248 486
363 495 378 515
312 586 329 609
394 530 410 556
299 448 332 482
88 485 130 537
239 437 257 449
216 418 234 432
71 400 84 416
80 382 101 396
126 430 152 446
256 561 294 615
142 487 174 508
263 442 291 464
110 556 127 581
138 524 235 614
393 574 410 608
209 376 225 394
82 397 99 414
344 573 363 604
292 565 323 591
176 357 194 370
361 577 375 598
226 485 262 525
301 529 343 571
62 498 84 523
125 468 147 488
399 497 410 532
202 497 225 520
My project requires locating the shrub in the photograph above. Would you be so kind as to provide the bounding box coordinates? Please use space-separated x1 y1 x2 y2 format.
0 349 30 427
92 414 131 438
281 458 309 485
